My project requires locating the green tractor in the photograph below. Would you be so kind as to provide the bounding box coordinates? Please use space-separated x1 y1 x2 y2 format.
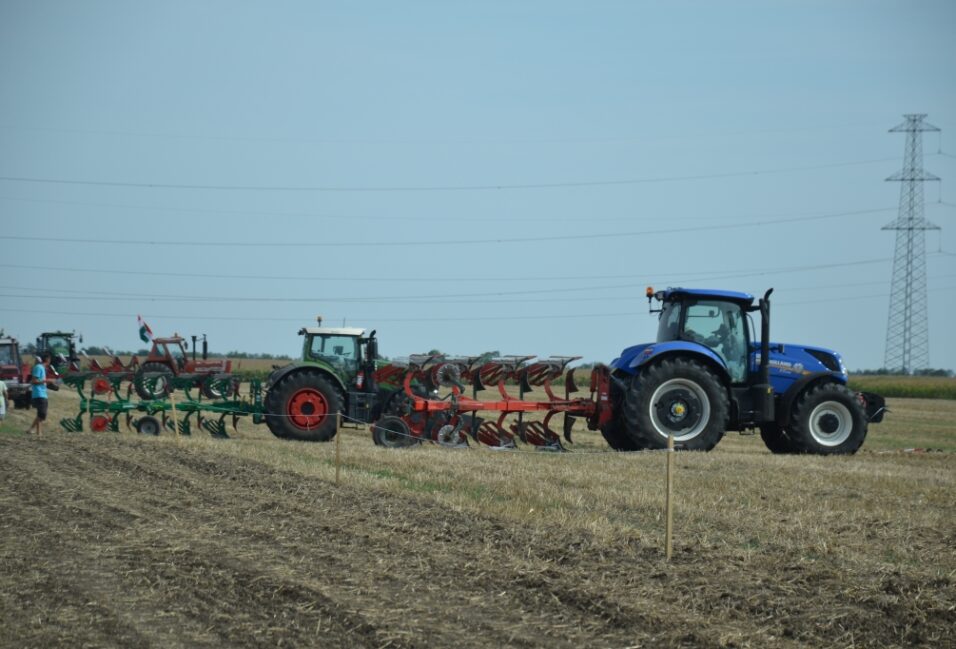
36 331 82 373
263 323 382 442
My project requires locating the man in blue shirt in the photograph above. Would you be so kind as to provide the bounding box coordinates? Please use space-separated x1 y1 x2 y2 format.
27 352 53 437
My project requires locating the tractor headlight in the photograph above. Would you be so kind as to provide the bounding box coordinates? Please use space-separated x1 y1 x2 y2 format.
806 349 843 374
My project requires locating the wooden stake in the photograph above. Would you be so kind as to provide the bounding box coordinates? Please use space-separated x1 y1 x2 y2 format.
335 411 341 485
169 391 180 443
665 432 674 561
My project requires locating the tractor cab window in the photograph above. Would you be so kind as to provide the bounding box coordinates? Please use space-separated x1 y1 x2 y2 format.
683 300 748 383
656 302 682 342
309 335 359 371
45 336 70 356
0 345 13 365
163 342 187 370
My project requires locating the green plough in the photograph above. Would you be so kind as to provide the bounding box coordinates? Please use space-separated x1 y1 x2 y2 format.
59 373 265 438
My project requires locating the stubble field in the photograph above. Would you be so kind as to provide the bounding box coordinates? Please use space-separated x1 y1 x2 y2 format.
0 385 954 648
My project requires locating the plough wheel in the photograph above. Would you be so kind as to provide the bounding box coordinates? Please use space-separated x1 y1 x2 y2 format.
371 416 416 448
136 416 161 436
264 371 342 442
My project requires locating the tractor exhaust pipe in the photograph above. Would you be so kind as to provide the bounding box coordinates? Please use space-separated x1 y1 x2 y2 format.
752 288 775 423
760 288 773 386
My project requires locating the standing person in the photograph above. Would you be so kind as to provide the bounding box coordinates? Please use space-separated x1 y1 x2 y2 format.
26 352 53 437
0 376 7 422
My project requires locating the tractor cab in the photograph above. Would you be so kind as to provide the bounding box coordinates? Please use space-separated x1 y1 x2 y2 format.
0 333 31 409
36 331 81 372
297 325 379 391
147 336 190 371
303 328 363 374
653 288 752 383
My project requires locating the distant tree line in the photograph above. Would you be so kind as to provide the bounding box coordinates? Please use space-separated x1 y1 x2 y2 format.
79 345 291 361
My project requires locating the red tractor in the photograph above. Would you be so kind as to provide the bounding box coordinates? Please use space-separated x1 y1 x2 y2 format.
0 331 33 409
133 334 233 399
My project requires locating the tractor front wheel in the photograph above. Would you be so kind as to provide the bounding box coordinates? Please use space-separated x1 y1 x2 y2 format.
787 382 867 454
623 358 728 451
264 372 343 442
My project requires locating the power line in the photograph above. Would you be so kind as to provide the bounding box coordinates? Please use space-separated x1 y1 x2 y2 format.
4 194 890 223
0 120 890 146
4 285 955 324
0 282 647 303
0 306 644 323
0 207 895 248
0 255 898 286
9 272 956 306
0 156 906 193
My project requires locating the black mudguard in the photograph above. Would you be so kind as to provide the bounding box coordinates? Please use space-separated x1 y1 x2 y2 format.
860 391 887 423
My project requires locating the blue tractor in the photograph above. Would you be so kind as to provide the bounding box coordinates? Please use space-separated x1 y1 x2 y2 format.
601 288 886 454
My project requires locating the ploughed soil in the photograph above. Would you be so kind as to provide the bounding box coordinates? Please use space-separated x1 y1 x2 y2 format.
1 434 953 649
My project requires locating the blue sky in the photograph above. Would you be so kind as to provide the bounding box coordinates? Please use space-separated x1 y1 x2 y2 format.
1 0 954 369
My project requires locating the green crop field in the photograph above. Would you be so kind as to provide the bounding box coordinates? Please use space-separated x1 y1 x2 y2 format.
849 374 956 400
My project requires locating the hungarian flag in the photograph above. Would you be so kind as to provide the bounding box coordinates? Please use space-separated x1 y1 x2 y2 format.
138 315 154 344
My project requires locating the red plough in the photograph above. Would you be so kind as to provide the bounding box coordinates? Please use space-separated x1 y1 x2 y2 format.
371 355 613 451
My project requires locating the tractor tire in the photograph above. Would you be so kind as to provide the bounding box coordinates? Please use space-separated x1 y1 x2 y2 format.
601 418 642 451
622 358 728 451
371 415 416 448
134 362 173 400
200 375 236 400
759 423 798 454
600 374 641 451
264 371 343 442
787 382 867 455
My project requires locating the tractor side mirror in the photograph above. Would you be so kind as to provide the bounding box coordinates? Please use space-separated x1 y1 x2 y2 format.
367 338 379 360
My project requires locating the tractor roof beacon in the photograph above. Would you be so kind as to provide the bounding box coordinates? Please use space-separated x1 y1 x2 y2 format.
601 287 885 454
263 326 381 442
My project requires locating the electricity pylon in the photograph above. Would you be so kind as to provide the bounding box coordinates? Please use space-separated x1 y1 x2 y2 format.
883 114 940 373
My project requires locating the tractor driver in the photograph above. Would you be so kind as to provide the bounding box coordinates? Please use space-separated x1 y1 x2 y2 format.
683 303 746 382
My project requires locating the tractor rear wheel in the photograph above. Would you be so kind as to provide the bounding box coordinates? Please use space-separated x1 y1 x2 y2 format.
601 418 642 451
787 382 867 454
264 371 343 442
759 423 798 454
623 358 728 451
600 374 641 451
134 362 173 400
